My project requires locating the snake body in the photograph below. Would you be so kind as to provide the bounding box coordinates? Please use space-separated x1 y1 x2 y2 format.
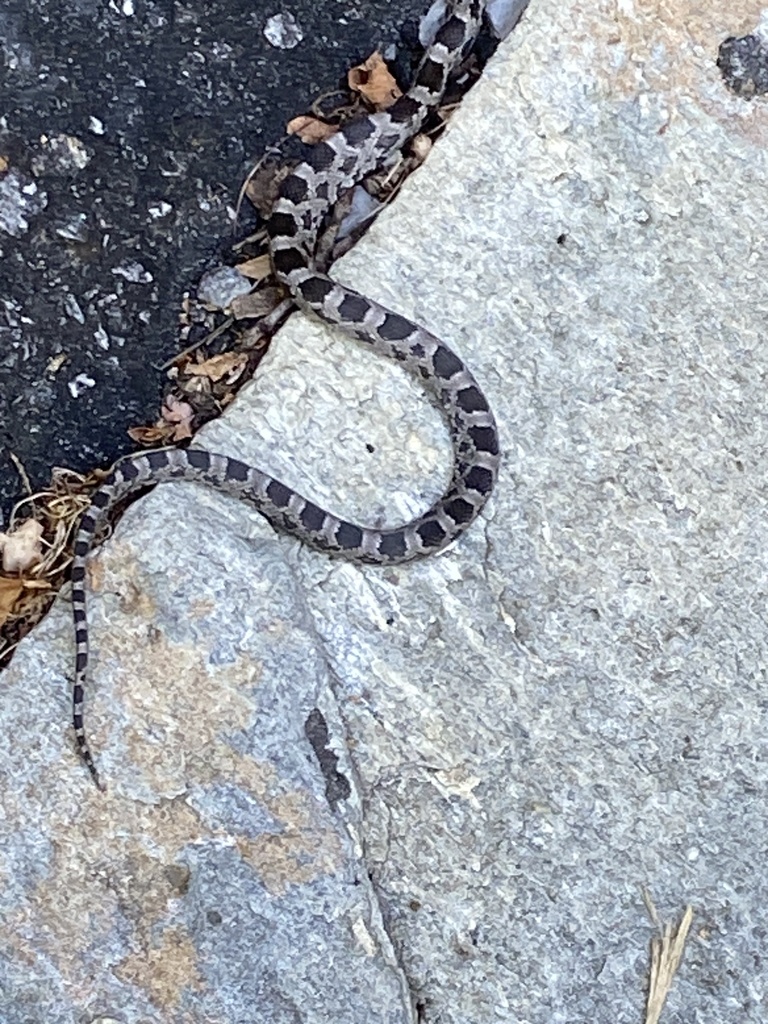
70 0 500 788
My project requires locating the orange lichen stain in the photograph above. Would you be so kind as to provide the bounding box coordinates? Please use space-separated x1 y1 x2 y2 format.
575 0 768 145
114 926 204 1009
110 640 260 793
237 827 344 895
10 756 343 1004
5 517 348 1005
115 577 157 620
86 549 106 594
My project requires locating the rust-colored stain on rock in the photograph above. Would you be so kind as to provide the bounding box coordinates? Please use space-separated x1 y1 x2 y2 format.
576 0 768 145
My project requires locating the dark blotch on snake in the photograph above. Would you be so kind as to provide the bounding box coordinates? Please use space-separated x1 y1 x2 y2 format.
336 522 364 549
417 519 447 548
279 174 309 204
186 450 211 471
387 95 421 124
465 465 495 494
267 480 292 509
307 142 337 172
456 385 488 413
342 118 377 145
272 247 307 277
433 345 462 380
378 532 408 559
445 497 475 524
338 294 369 322
378 313 414 341
415 58 445 93
118 459 140 480
268 212 300 239
90 490 111 510
300 502 326 532
299 276 335 305
146 450 169 471
225 459 249 482
438 15 468 50
468 425 499 456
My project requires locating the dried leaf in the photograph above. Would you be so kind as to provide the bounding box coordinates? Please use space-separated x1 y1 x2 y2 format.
410 133 433 162
244 164 292 218
186 352 248 384
235 255 272 281
287 114 339 144
0 520 44 573
239 322 271 351
127 423 176 446
230 287 282 321
161 396 195 441
348 51 401 109
0 576 24 627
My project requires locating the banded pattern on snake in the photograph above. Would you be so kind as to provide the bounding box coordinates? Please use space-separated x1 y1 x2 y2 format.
70 0 500 789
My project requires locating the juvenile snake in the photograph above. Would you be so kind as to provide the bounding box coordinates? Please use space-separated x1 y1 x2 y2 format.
70 0 500 789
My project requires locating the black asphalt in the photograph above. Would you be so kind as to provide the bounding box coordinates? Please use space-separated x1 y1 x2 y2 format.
0 0 429 521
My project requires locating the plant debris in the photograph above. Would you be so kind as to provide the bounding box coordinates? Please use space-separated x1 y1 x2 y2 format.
287 115 339 144
642 890 694 1024
0 519 44 574
0 468 95 659
348 51 402 108
1 24 491 664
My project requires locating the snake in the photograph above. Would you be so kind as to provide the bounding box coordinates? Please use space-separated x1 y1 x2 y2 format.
69 0 500 790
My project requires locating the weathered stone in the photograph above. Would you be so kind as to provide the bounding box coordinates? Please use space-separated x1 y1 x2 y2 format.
3 1 768 1021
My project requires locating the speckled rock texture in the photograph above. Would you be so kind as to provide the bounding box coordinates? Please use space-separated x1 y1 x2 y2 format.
3 0 768 1021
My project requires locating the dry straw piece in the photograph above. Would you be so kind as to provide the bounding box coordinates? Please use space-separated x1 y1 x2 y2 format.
642 890 694 1024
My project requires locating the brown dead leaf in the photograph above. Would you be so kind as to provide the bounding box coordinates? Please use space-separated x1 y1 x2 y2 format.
235 255 272 281
128 422 176 446
348 51 401 109
287 115 339 144
0 576 25 627
244 164 293 218
0 519 44 573
161 396 195 441
230 287 282 322
186 352 248 384
129 394 200 445
239 323 272 351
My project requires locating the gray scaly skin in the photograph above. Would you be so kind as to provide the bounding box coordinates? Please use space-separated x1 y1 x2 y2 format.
71 0 499 790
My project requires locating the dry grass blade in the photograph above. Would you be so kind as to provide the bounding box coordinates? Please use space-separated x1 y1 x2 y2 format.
8 451 32 496
642 891 694 1024
154 316 235 372
9 475 92 578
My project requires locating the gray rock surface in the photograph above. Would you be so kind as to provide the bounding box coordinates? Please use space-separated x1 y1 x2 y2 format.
3 0 768 1021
